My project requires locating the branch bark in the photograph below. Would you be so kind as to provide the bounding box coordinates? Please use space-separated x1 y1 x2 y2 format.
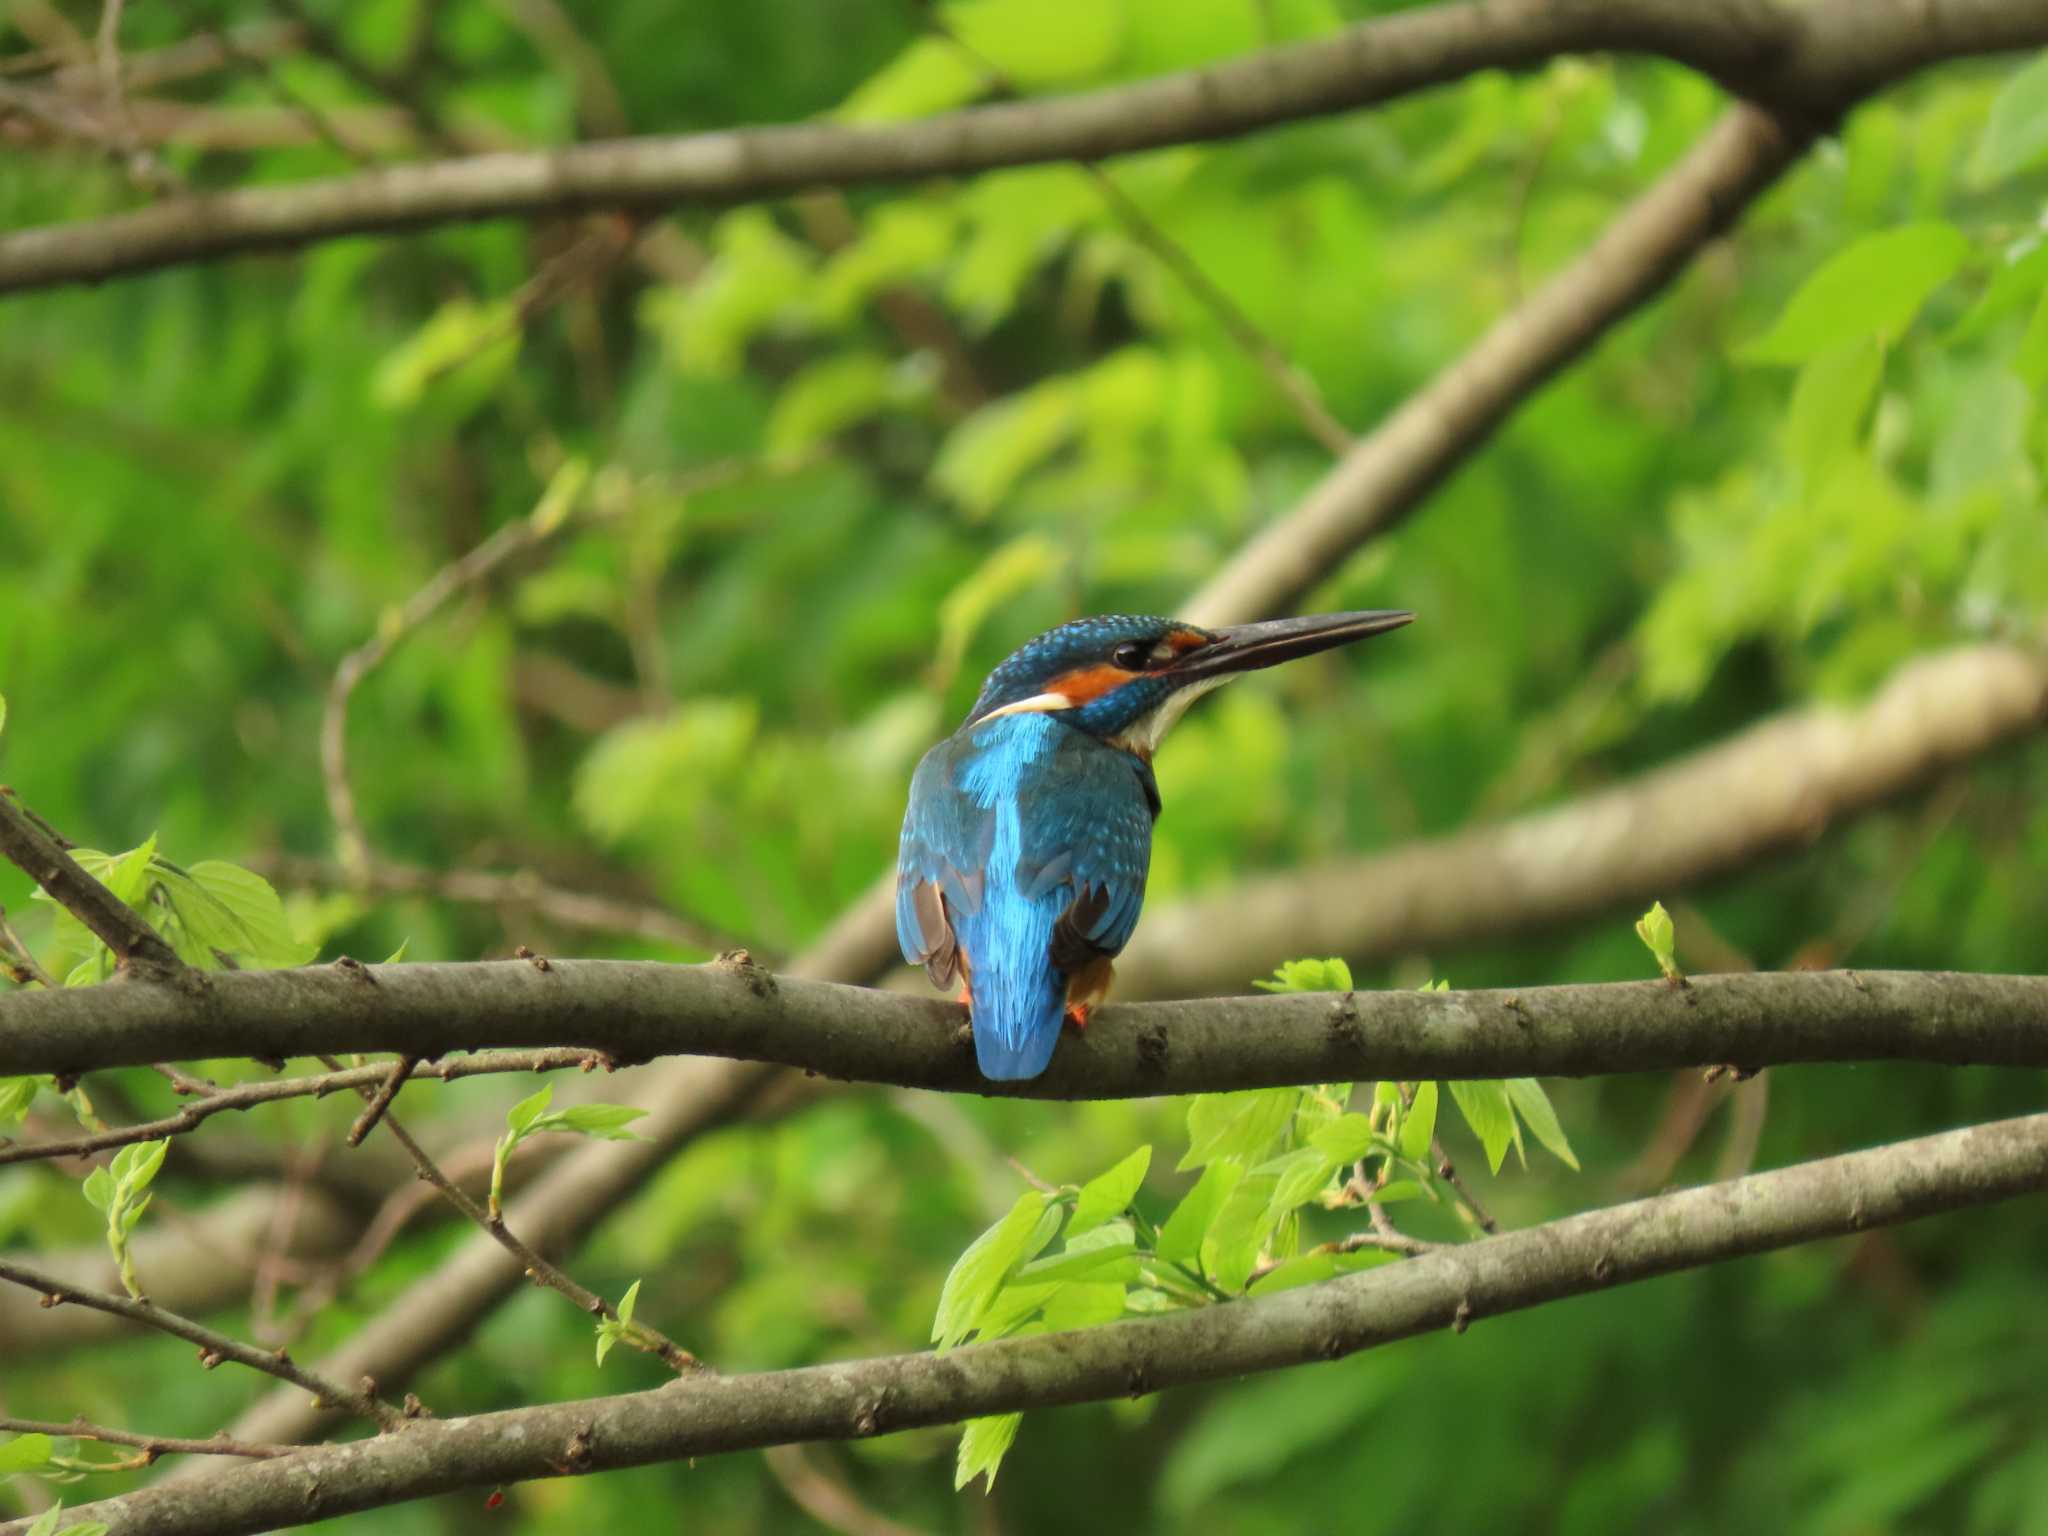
25 1109 2048 1536
1180 100 1799 626
1 0 2044 296
3 960 2045 1097
1118 643 2048 997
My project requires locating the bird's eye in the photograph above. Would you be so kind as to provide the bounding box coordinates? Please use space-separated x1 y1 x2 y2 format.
1112 641 1147 671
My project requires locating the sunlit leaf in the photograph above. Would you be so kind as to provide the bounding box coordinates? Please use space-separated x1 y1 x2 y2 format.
932 1189 1050 1352
1156 1160 1241 1264
955 1412 1023 1492
1070 1146 1151 1236
1973 51 2048 183
1397 1081 1439 1163
1447 1080 1516 1175
1740 223 1969 364
1505 1079 1579 1171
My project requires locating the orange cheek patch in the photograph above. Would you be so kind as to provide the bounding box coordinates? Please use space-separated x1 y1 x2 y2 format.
1049 663 1133 703
1167 627 1211 655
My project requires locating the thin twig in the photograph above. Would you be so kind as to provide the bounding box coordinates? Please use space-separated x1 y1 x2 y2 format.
321 500 581 873
0 1257 403 1429
929 19 1354 455
1083 166 1354 454
346 1056 418 1147
762 1443 932 1536
317 1057 706 1374
0 1416 293 1463
1430 1141 1498 1234
0 1048 612 1167
0 903 58 988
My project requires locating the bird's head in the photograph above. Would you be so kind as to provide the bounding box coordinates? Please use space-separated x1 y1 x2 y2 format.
963 609 1413 756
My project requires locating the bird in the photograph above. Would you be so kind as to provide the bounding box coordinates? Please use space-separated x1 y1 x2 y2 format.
896 608 1412 1080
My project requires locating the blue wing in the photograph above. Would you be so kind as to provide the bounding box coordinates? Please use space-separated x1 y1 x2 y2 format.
896 714 1155 1080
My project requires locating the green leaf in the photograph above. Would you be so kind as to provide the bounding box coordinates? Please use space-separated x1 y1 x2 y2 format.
1951 238 2048 340
1252 957 1354 993
931 380 1078 516
935 535 1068 684
1039 1280 1127 1330
1374 1180 1425 1203
0 1076 40 1125
554 1104 650 1140
506 1086 553 1134
1397 1081 1439 1163
764 352 903 456
372 296 520 412
0 693 7 740
80 1166 113 1213
1156 1160 1242 1264
2017 286 2048 391
1740 223 1970 364
1634 901 1680 980
616 1278 639 1325
1070 1146 1151 1236
1308 1114 1377 1164
837 36 987 123
1180 1088 1298 1171
0 1433 53 1476
1261 1146 1339 1225
1786 338 1883 487
1245 1251 1337 1295
1014 1224 1140 1285
1505 1079 1580 1171
1202 1170 1282 1293
955 1412 1022 1492
1447 1080 1516 1175
161 861 313 967
932 1189 1050 1352
594 1319 623 1367
946 0 1123 89
1973 51 2048 184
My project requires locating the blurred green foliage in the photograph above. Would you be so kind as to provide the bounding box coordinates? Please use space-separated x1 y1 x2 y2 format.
2 0 2047 1531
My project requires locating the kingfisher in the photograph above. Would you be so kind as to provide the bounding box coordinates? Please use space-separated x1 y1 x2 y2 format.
896 609 1412 1080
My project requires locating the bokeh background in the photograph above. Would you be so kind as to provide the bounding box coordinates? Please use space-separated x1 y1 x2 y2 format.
3 0 2047 1531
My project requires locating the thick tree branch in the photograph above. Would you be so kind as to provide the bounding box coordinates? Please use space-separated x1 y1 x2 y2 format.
1 0 2044 296
1119 643 2048 996
2 960 2044 1097
27 1111 2048 1536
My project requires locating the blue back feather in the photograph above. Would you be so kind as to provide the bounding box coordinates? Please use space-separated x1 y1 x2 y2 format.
897 712 1155 1080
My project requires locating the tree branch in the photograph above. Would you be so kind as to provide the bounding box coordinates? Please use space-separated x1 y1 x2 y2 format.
1118 643 2048 997
0 1258 404 1430
1181 99 1800 625
3 0 2045 296
1 958 2044 1097
26 1110 2048 1536
0 791 180 973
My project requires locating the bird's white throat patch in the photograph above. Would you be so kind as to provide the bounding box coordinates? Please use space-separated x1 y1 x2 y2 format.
1109 673 1233 756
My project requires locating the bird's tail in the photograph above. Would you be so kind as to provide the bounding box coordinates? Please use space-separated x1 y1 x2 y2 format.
962 907 1067 1081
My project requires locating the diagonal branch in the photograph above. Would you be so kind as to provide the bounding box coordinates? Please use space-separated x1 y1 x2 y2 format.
1 959 2045 1098
1120 642 2048 996
25 1110 2048 1536
0 1257 404 1430
0 790 181 974
1181 100 1800 625
4 0 2047 296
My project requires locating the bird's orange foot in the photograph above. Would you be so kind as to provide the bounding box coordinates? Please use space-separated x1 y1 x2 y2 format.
1063 1002 1093 1033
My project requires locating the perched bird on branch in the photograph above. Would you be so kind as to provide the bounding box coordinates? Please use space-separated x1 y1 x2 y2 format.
897 610 1412 1079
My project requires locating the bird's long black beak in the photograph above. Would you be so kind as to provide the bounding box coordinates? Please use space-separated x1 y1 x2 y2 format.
1169 609 1413 682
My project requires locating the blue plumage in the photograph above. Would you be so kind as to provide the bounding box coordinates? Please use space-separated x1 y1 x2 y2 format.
897 711 1154 1079
897 607 1411 1081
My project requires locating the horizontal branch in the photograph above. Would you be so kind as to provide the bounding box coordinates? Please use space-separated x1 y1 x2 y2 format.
1 0 2043 295
30 1110 2048 1536
2 957 2044 1097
